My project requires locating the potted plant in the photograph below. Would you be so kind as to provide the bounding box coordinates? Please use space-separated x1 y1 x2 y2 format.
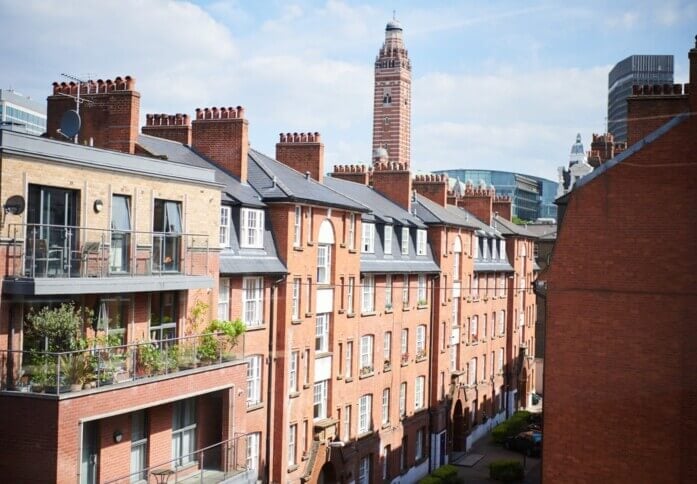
61 353 94 392
137 342 164 376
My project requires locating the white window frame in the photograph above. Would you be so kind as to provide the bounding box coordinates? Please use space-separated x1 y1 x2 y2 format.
313 380 328 420
399 382 407 417
382 388 390 425
400 329 408 358
401 227 409 255
468 357 477 386
343 405 352 441
288 423 297 466
345 341 353 379
471 315 478 342
358 394 372 434
360 335 374 371
416 229 427 255
417 274 427 303
293 205 302 247
315 313 329 353
358 455 371 484
292 278 301 320
316 245 331 284
500 239 506 260
219 206 231 248
243 277 263 327
172 398 197 468
348 214 356 250
473 235 479 258
240 208 264 248
384 225 393 254
246 355 262 405
361 222 375 253
453 252 460 282
402 274 409 304
498 348 504 373
289 351 299 393
218 278 230 321
415 375 425 410
361 275 375 313
498 310 505 335
415 428 424 460
246 432 260 471
347 277 355 314
383 331 392 364
416 325 426 356
385 274 393 308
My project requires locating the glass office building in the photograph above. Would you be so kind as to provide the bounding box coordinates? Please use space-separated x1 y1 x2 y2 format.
0 89 47 136
434 169 558 222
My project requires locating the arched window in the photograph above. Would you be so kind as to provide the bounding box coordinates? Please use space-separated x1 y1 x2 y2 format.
383 93 392 106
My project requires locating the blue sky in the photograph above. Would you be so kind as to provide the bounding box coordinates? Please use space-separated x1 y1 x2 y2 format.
1 0 695 180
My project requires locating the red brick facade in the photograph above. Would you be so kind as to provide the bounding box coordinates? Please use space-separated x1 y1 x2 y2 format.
191 106 249 182
275 132 324 183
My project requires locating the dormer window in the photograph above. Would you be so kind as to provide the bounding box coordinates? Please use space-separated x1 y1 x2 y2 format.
401 227 409 255
491 239 497 260
416 230 427 256
362 223 375 253
384 225 393 255
241 208 264 248
220 206 231 248
473 235 479 258
499 239 506 260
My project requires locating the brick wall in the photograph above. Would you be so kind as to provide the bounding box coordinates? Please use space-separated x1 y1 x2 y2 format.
275 132 324 183
413 174 448 207
142 113 192 145
626 84 689 145
191 107 248 183
331 164 371 185
372 162 412 211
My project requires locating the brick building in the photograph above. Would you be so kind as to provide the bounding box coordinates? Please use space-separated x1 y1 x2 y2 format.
541 39 697 482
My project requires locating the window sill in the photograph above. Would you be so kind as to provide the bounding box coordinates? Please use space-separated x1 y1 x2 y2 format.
384 308 393 314
416 356 427 363
247 402 264 412
381 422 391 430
345 377 354 383
348 249 358 254
291 319 303 325
361 311 376 317
337 309 345 314
359 370 375 380
301 454 309 462
303 383 311 389
340 243 346 248
245 324 267 332
402 306 410 312
346 312 356 318
307 241 314 246
316 351 333 358
383 365 391 372
289 391 300 399
417 305 428 310
287 464 299 473
292 246 303 252
401 361 409 367
357 430 375 440
305 312 313 318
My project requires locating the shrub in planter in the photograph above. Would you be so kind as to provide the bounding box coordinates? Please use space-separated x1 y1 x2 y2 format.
493 411 532 444
489 459 524 482
418 477 442 484
432 464 462 484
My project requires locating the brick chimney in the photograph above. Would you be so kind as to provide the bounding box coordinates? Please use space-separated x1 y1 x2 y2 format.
371 161 412 211
47 76 140 154
587 132 626 168
275 132 324 182
627 83 690 144
412 173 448 207
332 164 371 185
192 106 248 183
455 181 494 224
142 113 191 145
492 194 513 221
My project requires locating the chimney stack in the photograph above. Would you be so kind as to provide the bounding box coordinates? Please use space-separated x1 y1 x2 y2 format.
331 164 371 185
455 181 494 225
492 194 513 221
412 173 449 207
275 132 324 182
47 76 140 154
142 113 192 145
371 161 412 211
191 106 248 183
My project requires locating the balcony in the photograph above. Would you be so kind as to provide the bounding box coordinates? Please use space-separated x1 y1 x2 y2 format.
0 332 244 398
2 223 212 295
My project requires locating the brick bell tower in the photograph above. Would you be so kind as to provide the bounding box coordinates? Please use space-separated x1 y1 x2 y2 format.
372 16 412 167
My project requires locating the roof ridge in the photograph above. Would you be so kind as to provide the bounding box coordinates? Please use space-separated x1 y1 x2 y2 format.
322 177 372 212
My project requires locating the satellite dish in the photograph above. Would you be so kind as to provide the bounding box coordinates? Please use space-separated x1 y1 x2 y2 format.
4 195 25 215
60 110 81 138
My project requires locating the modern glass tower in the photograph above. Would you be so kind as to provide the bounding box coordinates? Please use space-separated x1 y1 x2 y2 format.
607 55 673 142
0 89 47 136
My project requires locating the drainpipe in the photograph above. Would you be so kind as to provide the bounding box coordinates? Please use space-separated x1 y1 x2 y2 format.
427 273 439 474
266 274 286 484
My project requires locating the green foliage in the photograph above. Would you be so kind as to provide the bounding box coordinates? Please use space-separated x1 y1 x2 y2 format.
489 459 524 481
492 411 532 444
432 464 461 484
60 353 94 385
210 319 246 346
137 342 174 375
25 302 92 352
511 216 529 226
418 477 442 484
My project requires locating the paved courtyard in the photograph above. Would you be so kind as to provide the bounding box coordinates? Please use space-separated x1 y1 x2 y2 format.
452 437 541 483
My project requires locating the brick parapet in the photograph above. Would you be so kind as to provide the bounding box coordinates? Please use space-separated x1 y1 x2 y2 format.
331 164 372 185
275 132 324 182
142 113 192 145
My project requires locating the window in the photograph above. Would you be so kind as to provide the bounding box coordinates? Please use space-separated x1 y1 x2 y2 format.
399 382 407 417
473 235 479 258
289 351 299 393
468 357 477 386
152 199 182 272
491 238 498 259
383 92 392 105
383 331 392 364
347 277 355 314
345 341 353 378
417 274 427 303
401 227 409 254
306 277 312 314
471 316 478 342
362 222 375 253
498 310 505 335
360 335 374 371
382 445 390 480
313 380 328 420
243 277 263 327
362 275 375 313
500 239 506 260
293 205 302 247
131 411 148 482
95 296 130 345
220 206 231 247
358 455 371 484
385 275 393 308
416 325 426 357
315 313 329 353
400 329 408 359
348 214 356 250
149 292 177 341
453 252 460 282
172 398 196 467
246 355 262 405
292 278 301 320
414 376 425 410
343 405 351 441
218 278 230 320
415 428 425 460
288 424 297 466
316 245 331 284
472 274 479 298
416 229 427 255
491 351 495 378
498 348 504 373
240 208 264 248
307 207 313 243
402 274 409 304
358 394 372 434
482 354 487 382
400 437 407 470
384 225 393 254
110 194 131 273
303 349 310 385
450 341 458 371
482 314 487 340
382 388 390 425
246 432 260 471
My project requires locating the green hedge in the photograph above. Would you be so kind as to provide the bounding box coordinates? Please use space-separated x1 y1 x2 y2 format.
492 411 532 444
419 464 463 484
489 459 524 481
418 477 443 484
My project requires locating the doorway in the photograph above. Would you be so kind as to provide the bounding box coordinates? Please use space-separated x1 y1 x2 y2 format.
81 421 99 484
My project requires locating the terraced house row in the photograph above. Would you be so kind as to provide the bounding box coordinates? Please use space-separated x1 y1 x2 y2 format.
0 20 539 484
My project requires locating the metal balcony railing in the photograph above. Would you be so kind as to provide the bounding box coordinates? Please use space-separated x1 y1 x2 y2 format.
4 223 210 279
103 432 256 484
0 332 244 397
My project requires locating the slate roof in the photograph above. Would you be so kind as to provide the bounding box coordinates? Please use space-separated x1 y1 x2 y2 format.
137 134 264 207
492 214 537 238
413 194 481 230
247 150 368 211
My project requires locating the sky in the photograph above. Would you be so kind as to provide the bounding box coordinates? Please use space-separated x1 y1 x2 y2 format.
1 0 695 181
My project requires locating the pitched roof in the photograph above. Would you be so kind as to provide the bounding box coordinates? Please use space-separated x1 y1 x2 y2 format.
137 134 264 207
247 149 368 211
492 214 537 238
